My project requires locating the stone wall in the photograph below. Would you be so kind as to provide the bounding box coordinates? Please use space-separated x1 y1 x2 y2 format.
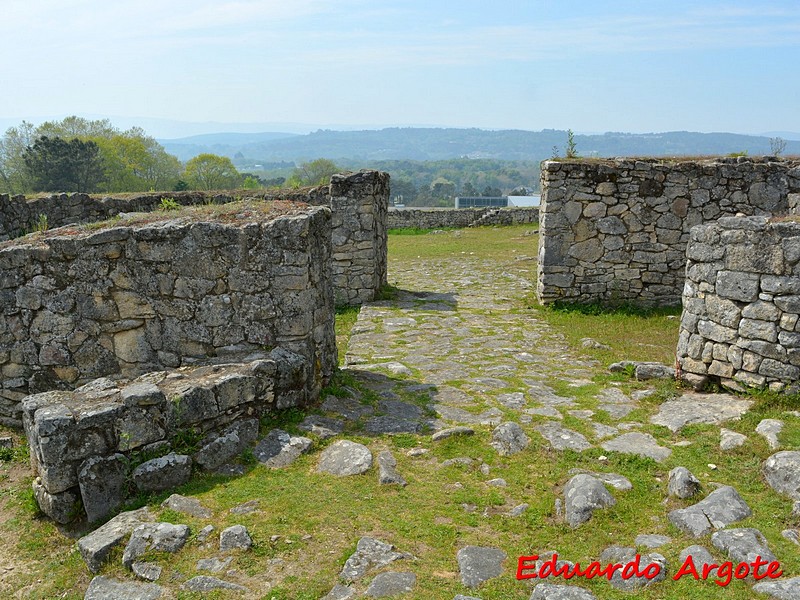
0 205 336 427
328 171 389 305
537 157 800 306
0 170 388 307
676 216 800 391
388 206 539 230
22 354 309 523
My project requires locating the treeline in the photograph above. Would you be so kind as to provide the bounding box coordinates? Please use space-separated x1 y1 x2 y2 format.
0 117 257 195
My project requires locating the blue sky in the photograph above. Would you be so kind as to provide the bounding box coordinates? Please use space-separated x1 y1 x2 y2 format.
2 0 799 137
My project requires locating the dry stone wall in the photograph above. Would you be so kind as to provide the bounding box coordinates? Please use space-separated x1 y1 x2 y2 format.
328 171 389 305
677 216 800 391
0 206 336 427
388 207 539 229
0 169 389 307
537 158 800 306
22 354 309 523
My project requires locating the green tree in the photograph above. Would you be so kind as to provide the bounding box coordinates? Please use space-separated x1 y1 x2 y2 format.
184 153 241 190
0 121 36 193
288 158 340 186
565 129 579 159
23 136 104 192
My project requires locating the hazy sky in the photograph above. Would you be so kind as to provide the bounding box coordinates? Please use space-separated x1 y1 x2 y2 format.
2 0 799 137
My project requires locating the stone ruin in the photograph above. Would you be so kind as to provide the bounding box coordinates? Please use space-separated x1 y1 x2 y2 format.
0 170 389 523
537 157 800 306
677 216 800 391
537 156 800 392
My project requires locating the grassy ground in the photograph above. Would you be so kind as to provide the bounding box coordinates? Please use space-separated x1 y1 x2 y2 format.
0 225 797 599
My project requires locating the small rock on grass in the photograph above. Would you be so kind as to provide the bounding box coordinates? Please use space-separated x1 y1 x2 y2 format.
753 577 800 599
317 440 373 476
491 422 530 456
220 525 252 552
667 466 701 499
531 582 598 599
378 451 407 486
563 474 616 528
431 427 474 441
456 546 507 588
720 428 747 451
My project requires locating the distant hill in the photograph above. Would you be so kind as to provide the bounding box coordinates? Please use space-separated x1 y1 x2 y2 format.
158 127 800 163
158 131 299 161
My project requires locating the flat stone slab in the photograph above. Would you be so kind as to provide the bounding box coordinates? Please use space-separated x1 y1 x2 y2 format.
196 556 233 573
434 404 503 426
161 494 212 519
536 422 591 452
650 393 752 432
531 582 598 599
298 415 345 439
321 396 375 421
601 432 671 462
340 537 411 581
456 546 507 588
363 415 423 435
635 534 671 548
364 571 416 597
254 429 312 468
318 440 373 476
182 576 248 593
491 422 530 456
78 507 154 573
668 486 752 537
711 527 777 563
496 392 526 409
84 575 163 600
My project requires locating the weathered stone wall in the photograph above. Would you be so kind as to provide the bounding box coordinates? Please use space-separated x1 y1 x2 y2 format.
22 354 310 523
0 170 387 307
388 206 539 229
537 157 800 306
677 216 800 391
328 171 389 305
0 206 336 427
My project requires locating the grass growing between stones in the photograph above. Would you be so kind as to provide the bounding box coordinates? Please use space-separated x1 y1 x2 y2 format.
0 225 799 598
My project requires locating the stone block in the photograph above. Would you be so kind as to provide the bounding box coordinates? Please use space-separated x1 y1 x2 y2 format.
32 479 81 524
78 453 128 523
716 271 760 302
132 453 192 493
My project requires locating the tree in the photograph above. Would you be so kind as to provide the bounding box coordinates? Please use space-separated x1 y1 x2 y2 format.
0 121 36 193
288 158 340 186
23 136 105 192
770 137 787 157
184 153 241 190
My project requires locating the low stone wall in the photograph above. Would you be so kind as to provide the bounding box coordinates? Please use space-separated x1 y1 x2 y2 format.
22 353 308 523
537 158 800 306
0 205 336 427
677 216 800 391
0 170 388 307
388 207 539 229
